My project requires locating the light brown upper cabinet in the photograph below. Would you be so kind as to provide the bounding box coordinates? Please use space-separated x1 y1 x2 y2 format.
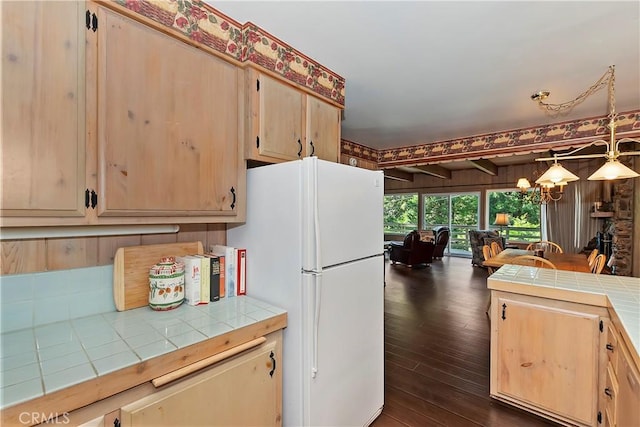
245 68 341 163
306 95 341 162
1 1 87 223
92 5 243 221
2 2 245 226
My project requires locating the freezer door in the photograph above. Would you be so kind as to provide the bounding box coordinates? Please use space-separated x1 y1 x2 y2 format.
302 157 384 271
303 256 384 427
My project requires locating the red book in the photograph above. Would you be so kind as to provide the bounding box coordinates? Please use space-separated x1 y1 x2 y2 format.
236 248 246 295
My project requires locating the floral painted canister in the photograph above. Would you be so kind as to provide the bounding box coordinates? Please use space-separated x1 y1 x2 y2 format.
149 257 185 311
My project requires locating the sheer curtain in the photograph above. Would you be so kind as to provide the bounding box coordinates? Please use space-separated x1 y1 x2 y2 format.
545 161 601 253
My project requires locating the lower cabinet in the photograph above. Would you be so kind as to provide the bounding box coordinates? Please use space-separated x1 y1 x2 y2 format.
119 337 280 426
71 331 282 427
490 291 608 426
602 315 640 427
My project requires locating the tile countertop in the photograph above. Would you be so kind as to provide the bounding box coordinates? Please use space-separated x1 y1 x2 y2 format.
0 296 286 410
488 265 640 355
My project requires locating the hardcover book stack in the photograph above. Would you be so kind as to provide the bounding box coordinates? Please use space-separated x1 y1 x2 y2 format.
175 244 245 306
209 245 247 298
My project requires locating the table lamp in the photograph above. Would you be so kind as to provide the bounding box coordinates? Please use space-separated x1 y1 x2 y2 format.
494 213 509 237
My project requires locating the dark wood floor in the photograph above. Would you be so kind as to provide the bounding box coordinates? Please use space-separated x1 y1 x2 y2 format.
372 256 558 427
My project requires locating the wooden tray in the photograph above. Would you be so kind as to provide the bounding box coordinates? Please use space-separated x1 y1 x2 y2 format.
113 241 203 311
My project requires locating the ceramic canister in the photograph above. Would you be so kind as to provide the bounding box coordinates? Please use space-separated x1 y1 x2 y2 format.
149 256 185 311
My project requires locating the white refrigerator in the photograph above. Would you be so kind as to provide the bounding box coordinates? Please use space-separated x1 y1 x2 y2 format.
227 157 384 427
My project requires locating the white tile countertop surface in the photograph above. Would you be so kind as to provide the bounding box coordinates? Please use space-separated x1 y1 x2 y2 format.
0 296 286 410
488 265 640 355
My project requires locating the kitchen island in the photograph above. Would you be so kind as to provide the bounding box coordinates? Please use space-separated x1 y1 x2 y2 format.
488 265 639 427
0 296 287 426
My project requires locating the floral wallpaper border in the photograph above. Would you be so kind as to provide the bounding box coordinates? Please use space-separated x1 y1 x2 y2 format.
373 110 640 168
341 139 379 164
114 0 345 106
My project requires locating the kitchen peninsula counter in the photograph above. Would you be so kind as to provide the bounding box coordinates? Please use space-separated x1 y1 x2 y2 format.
0 296 287 425
488 264 639 368
488 265 640 426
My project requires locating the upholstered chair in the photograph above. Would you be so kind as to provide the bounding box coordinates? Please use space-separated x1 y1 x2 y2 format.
389 230 435 267
468 230 505 267
432 226 450 259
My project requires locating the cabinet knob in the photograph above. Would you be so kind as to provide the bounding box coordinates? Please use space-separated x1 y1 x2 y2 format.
604 387 613 398
606 343 614 351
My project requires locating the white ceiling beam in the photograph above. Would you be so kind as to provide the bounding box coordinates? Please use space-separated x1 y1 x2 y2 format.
412 165 451 179
384 169 414 182
468 159 498 176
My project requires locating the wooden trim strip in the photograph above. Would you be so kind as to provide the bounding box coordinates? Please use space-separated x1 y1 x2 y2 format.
152 336 267 387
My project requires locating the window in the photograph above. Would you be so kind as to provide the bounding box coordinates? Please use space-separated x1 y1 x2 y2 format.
487 189 541 242
384 193 418 234
423 192 479 256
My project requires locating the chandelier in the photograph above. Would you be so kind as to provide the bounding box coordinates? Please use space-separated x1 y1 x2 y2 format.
523 65 640 187
516 166 573 204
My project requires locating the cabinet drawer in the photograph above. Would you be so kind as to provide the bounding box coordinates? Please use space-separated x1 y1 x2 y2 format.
606 323 619 372
603 362 619 425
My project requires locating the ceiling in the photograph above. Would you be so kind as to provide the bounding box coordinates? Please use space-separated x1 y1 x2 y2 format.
211 1 639 152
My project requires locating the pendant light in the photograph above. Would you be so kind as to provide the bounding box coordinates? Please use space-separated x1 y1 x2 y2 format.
529 65 639 181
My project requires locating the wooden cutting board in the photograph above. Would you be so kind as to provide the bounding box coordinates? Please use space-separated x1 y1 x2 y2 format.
113 241 203 311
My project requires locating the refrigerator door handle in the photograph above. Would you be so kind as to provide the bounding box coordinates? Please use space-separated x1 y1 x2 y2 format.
311 271 322 378
305 157 323 272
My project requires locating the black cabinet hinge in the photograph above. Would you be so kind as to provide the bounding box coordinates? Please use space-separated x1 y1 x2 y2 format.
599 320 604 333
597 411 602 424
256 136 260 148
256 79 260 91
501 303 507 320
85 189 97 209
86 10 98 32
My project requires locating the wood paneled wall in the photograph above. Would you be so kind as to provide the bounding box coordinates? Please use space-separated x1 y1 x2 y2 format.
0 224 226 275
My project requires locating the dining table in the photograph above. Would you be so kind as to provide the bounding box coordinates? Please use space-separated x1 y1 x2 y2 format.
483 248 592 272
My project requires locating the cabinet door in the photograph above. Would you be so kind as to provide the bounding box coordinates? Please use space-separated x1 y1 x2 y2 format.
492 296 601 426
254 73 305 161
307 96 340 162
95 7 239 217
1 1 86 220
616 343 640 427
120 340 280 426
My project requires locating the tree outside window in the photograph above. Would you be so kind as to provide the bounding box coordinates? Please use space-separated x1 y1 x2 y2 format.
488 190 541 242
384 193 418 234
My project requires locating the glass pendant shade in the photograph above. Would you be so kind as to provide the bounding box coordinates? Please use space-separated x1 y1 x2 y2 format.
516 178 531 190
588 159 640 180
535 163 580 185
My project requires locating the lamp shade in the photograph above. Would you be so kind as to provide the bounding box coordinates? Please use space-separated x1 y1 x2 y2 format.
494 213 509 226
535 163 580 184
516 178 531 190
587 159 640 180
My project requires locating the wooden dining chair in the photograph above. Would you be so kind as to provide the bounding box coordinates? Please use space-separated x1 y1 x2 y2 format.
481 245 494 318
591 254 606 274
490 241 503 256
482 245 495 274
526 240 564 254
587 249 599 269
511 255 557 269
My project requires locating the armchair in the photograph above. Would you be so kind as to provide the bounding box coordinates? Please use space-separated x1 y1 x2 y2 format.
432 226 450 259
468 230 505 267
389 230 435 267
